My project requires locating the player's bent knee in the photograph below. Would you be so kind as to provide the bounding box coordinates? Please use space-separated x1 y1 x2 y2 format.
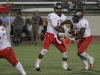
40 49 48 55
11 60 18 66
62 52 68 58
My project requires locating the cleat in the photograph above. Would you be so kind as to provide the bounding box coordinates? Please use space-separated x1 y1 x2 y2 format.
36 67 41 71
63 68 72 71
66 68 72 71
90 57 94 68
62 64 72 71
88 68 92 70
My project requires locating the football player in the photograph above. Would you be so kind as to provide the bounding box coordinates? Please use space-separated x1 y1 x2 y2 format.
69 9 94 70
0 20 28 75
35 2 72 71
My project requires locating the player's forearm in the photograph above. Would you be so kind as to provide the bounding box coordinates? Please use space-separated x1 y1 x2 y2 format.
75 34 83 40
55 26 65 33
75 28 85 40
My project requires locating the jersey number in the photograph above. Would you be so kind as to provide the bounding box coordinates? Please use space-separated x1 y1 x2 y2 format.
57 20 63 26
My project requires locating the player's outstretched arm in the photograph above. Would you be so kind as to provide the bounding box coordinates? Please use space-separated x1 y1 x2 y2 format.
60 20 71 26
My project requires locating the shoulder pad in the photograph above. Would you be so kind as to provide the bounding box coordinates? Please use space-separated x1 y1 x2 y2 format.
81 19 89 28
47 13 57 19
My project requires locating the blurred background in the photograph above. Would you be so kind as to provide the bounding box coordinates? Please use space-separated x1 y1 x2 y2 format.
0 0 100 42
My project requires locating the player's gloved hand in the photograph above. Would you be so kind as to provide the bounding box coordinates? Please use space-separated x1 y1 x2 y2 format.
58 33 64 40
61 25 70 34
67 37 75 43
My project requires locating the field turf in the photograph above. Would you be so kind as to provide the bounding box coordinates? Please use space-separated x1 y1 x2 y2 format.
0 43 100 75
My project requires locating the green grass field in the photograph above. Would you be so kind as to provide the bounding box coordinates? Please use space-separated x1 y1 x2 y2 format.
0 43 100 75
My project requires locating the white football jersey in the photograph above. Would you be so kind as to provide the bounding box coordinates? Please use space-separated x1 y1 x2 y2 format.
0 26 11 50
47 13 66 35
70 18 91 38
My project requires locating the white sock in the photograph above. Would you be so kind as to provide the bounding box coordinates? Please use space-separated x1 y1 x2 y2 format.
62 61 68 66
80 52 91 60
62 61 67 64
35 58 41 68
15 62 27 75
37 58 41 63
62 61 68 70
79 55 88 69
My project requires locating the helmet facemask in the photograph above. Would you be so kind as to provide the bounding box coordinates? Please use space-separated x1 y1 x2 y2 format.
72 10 83 23
72 15 81 23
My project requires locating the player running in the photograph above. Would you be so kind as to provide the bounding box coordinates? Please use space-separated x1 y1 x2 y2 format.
69 9 94 70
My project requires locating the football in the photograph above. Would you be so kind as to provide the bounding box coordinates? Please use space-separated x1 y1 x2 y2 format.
74 30 80 35
68 30 80 36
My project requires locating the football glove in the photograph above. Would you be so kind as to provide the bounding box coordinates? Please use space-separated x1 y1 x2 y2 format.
67 37 75 43
61 24 70 35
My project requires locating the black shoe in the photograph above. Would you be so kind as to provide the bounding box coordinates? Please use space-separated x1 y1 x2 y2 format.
88 68 92 70
67 68 72 71
36 67 41 71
